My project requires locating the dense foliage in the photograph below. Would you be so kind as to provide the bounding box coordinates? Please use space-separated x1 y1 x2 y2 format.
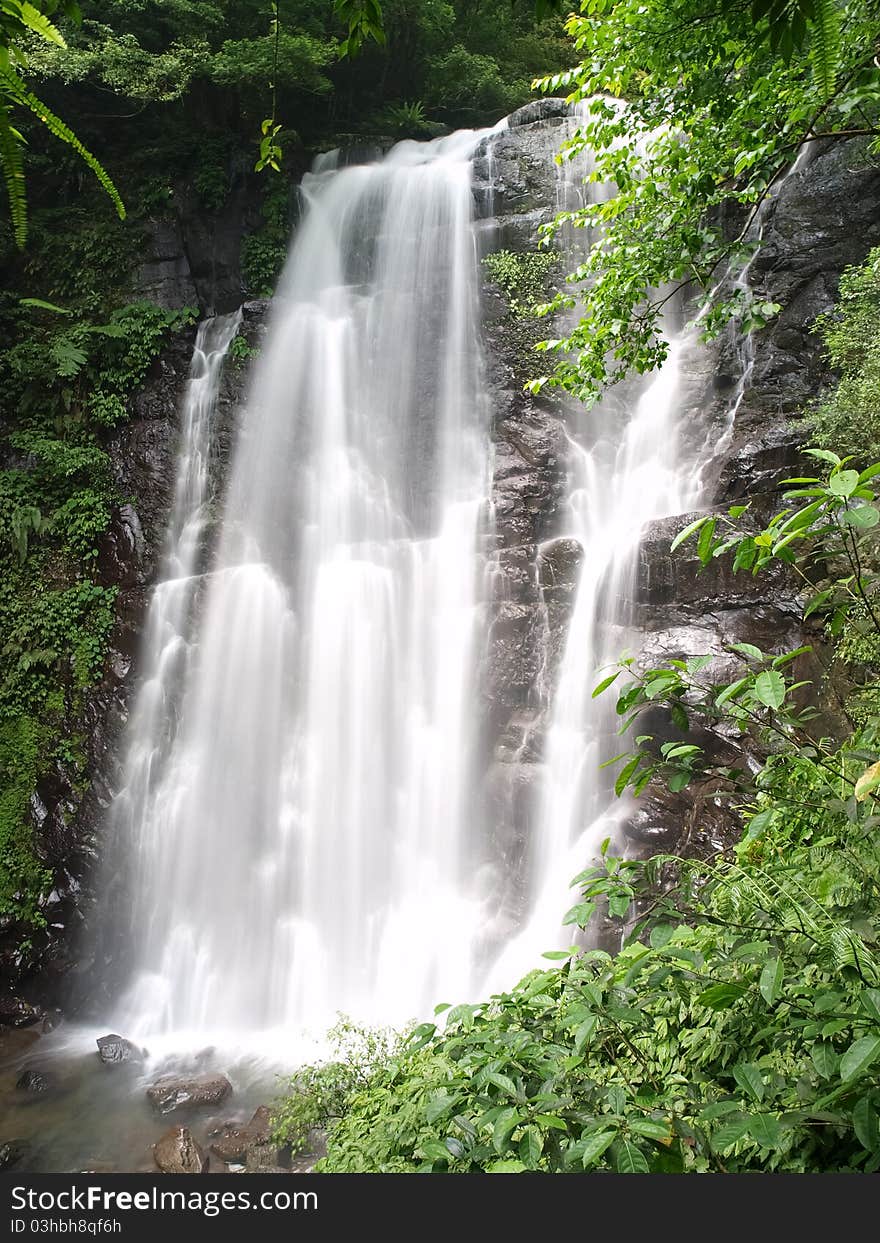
273 443 880 1173
809 245 880 463
0 296 193 929
527 0 880 402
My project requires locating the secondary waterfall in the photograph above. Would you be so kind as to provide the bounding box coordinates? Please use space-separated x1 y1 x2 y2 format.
109 130 499 1042
486 109 702 979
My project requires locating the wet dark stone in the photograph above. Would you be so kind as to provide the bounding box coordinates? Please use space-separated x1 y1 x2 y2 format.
147 1073 233 1115
153 1126 208 1175
0 1141 25 1171
209 1105 273 1164
16 1068 58 1095
96 1033 145 1065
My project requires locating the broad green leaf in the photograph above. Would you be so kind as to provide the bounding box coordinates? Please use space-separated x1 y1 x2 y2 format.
649 924 676 949
670 514 710 552
852 1097 879 1152
733 1063 765 1102
730 641 764 662
628 1117 672 1142
828 469 860 497
486 1159 527 1173
747 1114 782 1148
426 1092 458 1124
487 1071 519 1099
841 1036 880 1083
698 983 747 1010
492 1107 521 1154
843 505 880 528
810 1043 839 1080
519 1125 544 1168
759 957 784 1006
419 1139 452 1164
859 989 880 1023
753 669 786 710
578 1129 616 1169
575 1015 598 1052
613 1136 649 1173
711 1118 751 1151
535 1114 568 1132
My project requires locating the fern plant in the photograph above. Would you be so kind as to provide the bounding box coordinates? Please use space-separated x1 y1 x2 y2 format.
0 0 124 246
752 0 842 98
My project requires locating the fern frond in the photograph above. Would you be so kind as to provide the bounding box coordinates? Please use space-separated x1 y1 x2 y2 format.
808 0 841 101
19 2 67 48
0 104 27 247
0 68 125 223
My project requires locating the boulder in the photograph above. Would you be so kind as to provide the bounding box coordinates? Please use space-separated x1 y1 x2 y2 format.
147 1073 232 1115
16 1068 58 1095
96 1033 145 1065
209 1105 281 1167
153 1127 208 1175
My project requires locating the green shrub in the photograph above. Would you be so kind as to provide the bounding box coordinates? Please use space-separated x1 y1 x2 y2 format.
809 247 880 462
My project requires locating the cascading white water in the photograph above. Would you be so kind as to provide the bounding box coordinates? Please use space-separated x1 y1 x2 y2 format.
107 310 241 958
486 109 704 978
99 105 801 1052
110 130 503 1044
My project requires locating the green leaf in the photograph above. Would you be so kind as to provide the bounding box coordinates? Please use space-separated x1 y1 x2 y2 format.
593 671 621 697
840 1036 880 1083
487 1072 519 1099
843 505 880 528
649 924 676 949
519 1126 544 1168
492 1107 521 1154
852 1097 879 1152
486 1159 527 1173
711 1117 751 1151
628 1117 672 1141
747 1114 782 1148
612 1136 649 1173
578 1129 617 1169
759 957 784 1006
671 514 711 552
419 1139 452 1165
698 983 747 1010
730 641 764 661
753 669 786 710
426 1092 458 1124
733 1063 765 1102
859 989 880 1023
575 1015 598 1052
810 1043 839 1080
829 469 860 498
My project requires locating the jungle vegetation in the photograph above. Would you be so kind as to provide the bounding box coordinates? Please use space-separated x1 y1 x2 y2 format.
1 0 880 1175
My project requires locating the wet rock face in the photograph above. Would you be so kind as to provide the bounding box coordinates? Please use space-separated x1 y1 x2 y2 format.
147 1073 233 1115
475 113 880 864
153 1126 208 1175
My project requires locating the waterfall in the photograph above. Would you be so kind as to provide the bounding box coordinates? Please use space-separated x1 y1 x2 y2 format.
108 130 502 1044
96 106 792 1049
484 109 703 979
